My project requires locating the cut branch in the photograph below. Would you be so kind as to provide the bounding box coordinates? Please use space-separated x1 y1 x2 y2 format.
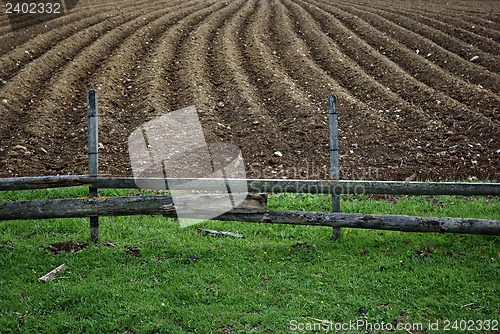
198 228 245 238
38 264 67 282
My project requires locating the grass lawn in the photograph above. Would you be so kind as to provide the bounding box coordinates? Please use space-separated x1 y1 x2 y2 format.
0 187 499 333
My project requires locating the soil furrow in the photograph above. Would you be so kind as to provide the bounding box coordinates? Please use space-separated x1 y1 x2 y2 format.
2 0 211 177
380 7 500 44
174 1 242 124
1 0 145 29
0 0 156 56
173 0 314 178
232 0 355 179
207 1 277 143
0 2 194 175
96 0 233 176
353 2 500 68
0 12 138 127
0 10 131 81
0 0 174 79
208 0 309 178
273 0 414 127
0 2 173 120
279 0 478 179
278 0 416 116
238 1 321 130
460 17 500 35
348 0 499 23
82 1 205 176
141 1 226 117
301 0 498 118
348 0 499 18
247 1 321 110
299 0 499 180
307 0 500 103
381 6 500 53
318 0 500 92
273 0 424 179
102 0 231 177
89 0 204 117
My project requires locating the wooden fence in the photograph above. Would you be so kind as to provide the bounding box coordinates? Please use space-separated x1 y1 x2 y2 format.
1 90 499 240
0 175 499 237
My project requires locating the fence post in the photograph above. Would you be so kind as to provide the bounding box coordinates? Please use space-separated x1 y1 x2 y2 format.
87 89 99 243
328 94 341 240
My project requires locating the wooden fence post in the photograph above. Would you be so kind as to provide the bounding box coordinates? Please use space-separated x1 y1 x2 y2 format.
328 94 341 240
87 89 99 243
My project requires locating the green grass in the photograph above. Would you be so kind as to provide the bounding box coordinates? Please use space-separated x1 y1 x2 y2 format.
0 188 499 333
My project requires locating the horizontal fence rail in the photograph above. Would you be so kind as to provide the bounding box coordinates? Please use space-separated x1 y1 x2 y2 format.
0 195 498 235
214 211 500 236
0 175 499 196
0 194 267 220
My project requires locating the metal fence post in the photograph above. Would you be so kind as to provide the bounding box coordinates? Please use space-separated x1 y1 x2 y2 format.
328 94 341 240
87 89 99 243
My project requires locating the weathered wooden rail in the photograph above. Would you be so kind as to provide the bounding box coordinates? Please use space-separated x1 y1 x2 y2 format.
0 193 498 235
0 193 267 220
1 175 499 196
213 211 499 236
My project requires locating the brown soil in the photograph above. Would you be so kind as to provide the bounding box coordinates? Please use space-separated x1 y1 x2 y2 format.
44 241 88 254
0 0 498 181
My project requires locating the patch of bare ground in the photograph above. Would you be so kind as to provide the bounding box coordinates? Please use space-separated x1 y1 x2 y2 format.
44 241 88 254
0 0 498 181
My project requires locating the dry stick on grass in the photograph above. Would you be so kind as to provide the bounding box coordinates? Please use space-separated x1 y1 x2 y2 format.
198 228 245 238
38 264 67 282
105 240 117 247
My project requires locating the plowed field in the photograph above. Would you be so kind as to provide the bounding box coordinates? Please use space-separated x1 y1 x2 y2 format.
0 0 499 180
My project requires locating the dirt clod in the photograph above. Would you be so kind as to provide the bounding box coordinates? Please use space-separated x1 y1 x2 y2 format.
45 242 88 254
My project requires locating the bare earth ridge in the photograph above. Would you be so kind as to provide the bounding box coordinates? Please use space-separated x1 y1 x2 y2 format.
0 0 498 181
